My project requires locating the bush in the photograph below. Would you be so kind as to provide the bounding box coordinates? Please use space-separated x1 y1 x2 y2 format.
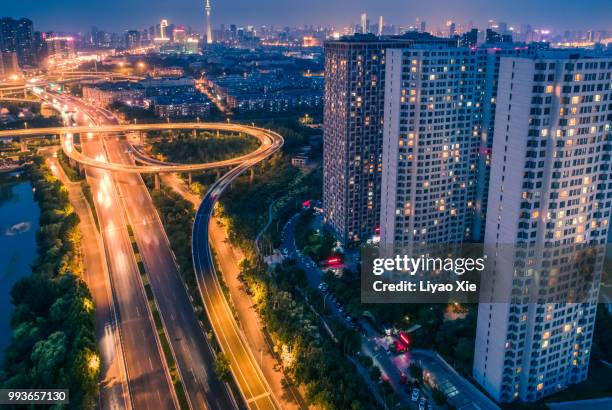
432 387 447 405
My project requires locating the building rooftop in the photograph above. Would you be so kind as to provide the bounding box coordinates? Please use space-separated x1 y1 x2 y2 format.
324 32 458 46
85 81 143 91
153 94 210 105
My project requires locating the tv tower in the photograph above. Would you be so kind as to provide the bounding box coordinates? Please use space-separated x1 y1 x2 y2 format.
205 0 213 44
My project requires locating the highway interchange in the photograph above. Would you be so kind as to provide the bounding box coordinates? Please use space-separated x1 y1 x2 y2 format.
0 86 283 410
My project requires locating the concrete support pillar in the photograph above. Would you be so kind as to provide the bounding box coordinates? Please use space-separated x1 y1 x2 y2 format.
215 168 221 179
192 129 197 139
249 167 254 183
188 172 192 185
20 140 27 152
154 174 160 190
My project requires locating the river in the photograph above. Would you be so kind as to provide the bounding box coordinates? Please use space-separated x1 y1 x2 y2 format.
0 174 40 361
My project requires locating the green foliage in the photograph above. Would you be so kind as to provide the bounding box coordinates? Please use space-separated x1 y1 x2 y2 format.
151 187 196 288
57 150 84 182
214 353 231 382
430 309 477 374
235 252 378 409
370 366 381 381
409 363 423 383
294 211 338 263
109 101 157 121
1 158 98 409
219 155 301 248
432 387 447 405
150 132 259 164
324 264 478 376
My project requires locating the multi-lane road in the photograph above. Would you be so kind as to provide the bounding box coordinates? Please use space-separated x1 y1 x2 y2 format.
0 93 284 409
102 129 238 410
192 154 282 410
64 97 178 410
59 95 241 410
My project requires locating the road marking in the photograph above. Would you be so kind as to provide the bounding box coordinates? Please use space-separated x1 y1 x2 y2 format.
246 392 271 404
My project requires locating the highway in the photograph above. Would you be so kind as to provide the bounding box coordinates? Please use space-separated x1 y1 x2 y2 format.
56 95 178 410
130 122 286 410
192 164 281 410
102 130 238 410
0 123 279 174
3 90 285 409
46 151 130 410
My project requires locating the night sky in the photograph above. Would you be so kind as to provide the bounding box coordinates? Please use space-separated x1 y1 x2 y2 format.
3 0 611 34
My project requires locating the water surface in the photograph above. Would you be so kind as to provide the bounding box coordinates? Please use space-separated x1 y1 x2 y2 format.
0 175 39 361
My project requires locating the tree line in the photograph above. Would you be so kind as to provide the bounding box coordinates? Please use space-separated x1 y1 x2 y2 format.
0 158 99 409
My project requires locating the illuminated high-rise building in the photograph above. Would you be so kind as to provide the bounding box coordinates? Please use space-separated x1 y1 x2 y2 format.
380 45 482 246
45 36 75 62
360 13 367 34
323 33 457 243
124 30 141 50
160 19 169 40
473 44 536 241
173 26 187 43
0 18 35 67
0 51 19 78
473 50 612 403
205 0 213 44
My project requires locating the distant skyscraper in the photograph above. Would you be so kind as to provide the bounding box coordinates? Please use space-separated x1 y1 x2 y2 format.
124 30 141 50
160 19 169 40
45 36 75 62
205 0 213 44
360 13 367 34
0 18 35 67
377 16 383 36
447 21 456 37
473 50 612 403
419 20 426 33
498 22 508 35
460 28 478 47
173 26 187 43
0 51 18 78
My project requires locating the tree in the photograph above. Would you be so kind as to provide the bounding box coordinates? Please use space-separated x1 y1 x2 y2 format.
31 331 68 387
453 337 474 373
432 387 447 405
214 353 231 382
409 363 423 383
370 365 381 381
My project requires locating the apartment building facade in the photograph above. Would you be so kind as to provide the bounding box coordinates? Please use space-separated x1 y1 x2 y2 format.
323 33 456 243
380 45 482 246
473 51 612 402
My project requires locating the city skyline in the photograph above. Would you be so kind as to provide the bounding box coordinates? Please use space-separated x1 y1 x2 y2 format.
2 0 611 34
